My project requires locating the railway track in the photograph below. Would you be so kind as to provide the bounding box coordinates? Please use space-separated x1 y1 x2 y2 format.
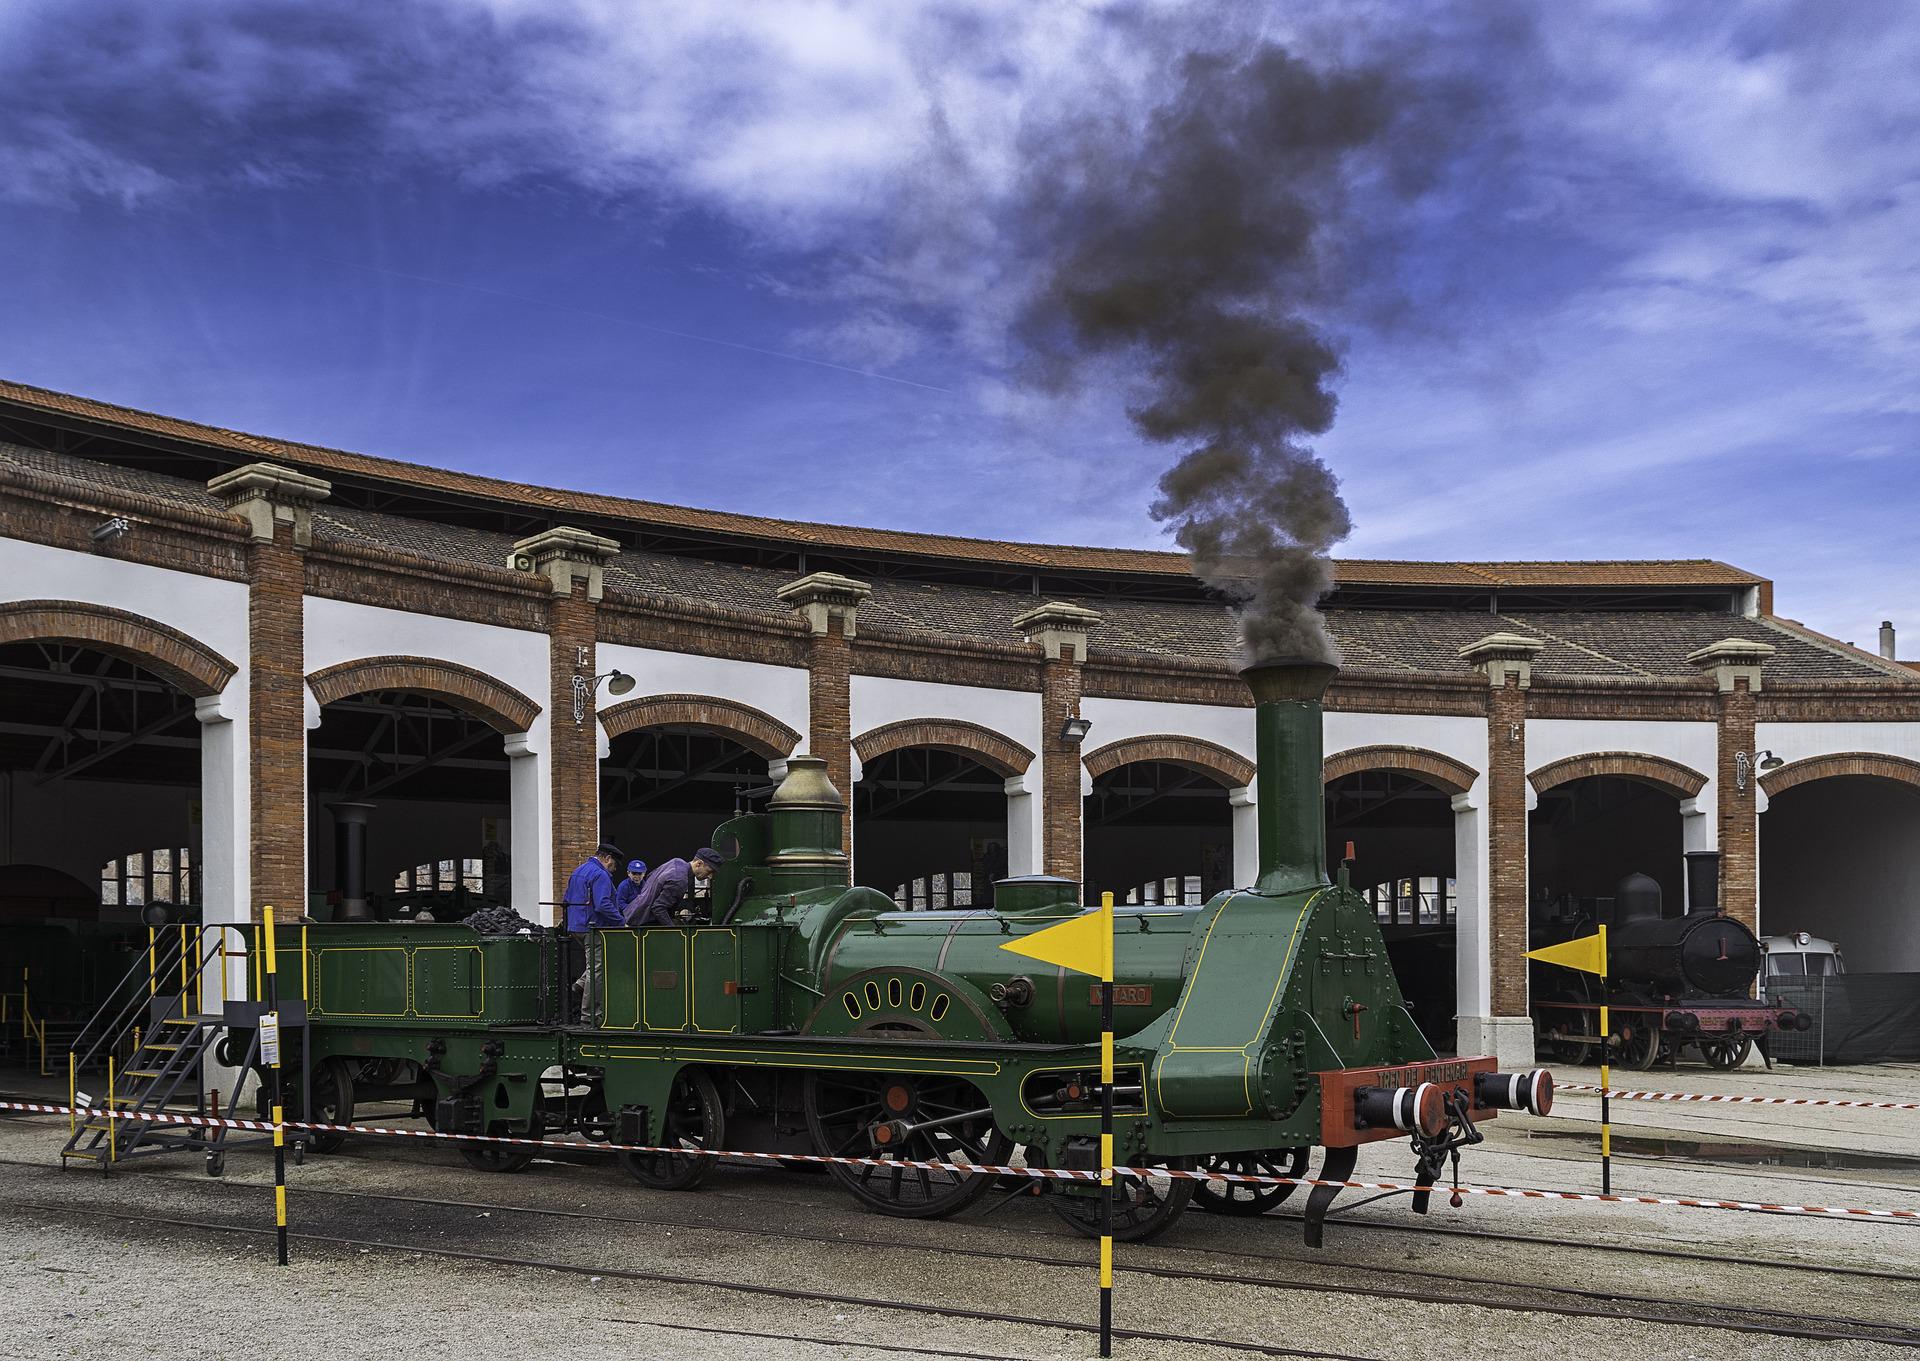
6 1199 1368 1361
4 1152 1914 1349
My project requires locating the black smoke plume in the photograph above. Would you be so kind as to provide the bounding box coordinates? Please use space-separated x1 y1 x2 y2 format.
1020 46 1401 664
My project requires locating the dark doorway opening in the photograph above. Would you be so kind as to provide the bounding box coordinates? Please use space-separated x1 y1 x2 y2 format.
855 748 1007 910
1084 760 1232 908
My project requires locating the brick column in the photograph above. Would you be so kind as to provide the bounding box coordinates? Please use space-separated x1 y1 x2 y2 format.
1688 638 1774 932
1459 631 1542 1067
1015 602 1101 883
777 572 871 856
209 463 332 921
513 527 620 904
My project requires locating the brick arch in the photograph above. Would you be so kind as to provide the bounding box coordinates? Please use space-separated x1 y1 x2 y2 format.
600 693 801 761
854 718 1033 778
1529 751 1708 801
308 656 541 734
0 599 236 698
1323 744 1477 796
1083 734 1255 789
1760 751 1920 798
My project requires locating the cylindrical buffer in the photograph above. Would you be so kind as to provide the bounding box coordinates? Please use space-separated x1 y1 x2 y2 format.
1240 660 1338 896
328 801 376 921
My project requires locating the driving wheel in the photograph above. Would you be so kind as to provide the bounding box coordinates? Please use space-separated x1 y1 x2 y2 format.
802 1068 1009 1218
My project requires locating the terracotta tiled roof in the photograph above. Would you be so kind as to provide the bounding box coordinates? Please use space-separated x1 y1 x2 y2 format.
2 438 1905 687
0 378 1764 591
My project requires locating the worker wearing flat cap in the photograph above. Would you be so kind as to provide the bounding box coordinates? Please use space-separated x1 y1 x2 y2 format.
562 841 628 933
623 846 727 927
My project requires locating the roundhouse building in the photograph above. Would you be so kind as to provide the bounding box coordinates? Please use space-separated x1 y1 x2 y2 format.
2 378 1916 1066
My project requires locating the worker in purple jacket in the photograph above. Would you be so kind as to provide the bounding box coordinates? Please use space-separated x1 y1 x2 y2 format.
623 846 726 926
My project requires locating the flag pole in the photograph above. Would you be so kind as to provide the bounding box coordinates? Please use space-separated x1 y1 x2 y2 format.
1098 891 1116 1357
1598 922 1610 1195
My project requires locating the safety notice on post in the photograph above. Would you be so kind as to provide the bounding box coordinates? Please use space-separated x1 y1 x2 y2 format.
260 1013 281 1066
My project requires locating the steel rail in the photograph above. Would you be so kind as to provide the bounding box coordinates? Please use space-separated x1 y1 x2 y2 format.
8 1200 1371 1361
7 1160 1914 1348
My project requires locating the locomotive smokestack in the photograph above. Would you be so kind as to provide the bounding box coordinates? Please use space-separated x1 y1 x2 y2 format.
1242 660 1338 895
1684 850 1721 917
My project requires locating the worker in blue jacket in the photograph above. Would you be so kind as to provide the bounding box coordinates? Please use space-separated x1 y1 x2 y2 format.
563 842 625 932
563 841 624 1020
613 858 650 917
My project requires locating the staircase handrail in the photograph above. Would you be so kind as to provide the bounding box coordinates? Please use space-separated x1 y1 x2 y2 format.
68 931 185 1075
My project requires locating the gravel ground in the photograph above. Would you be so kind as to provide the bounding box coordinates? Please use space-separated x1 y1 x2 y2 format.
2 1062 1916 1359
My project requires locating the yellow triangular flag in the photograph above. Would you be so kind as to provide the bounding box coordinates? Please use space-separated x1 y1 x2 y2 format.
1000 900 1113 981
1526 927 1608 978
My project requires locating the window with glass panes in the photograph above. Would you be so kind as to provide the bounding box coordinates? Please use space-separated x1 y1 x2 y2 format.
1366 877 1456 926
891 872 975 910
100 847 193 907
392 859 485 894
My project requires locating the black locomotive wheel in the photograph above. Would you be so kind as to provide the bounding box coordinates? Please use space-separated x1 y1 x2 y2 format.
1699 1036 1752 1069
460 1093 544 1174
1192 1148 1307 1216
802 1069 1009 1218
303 1057 355 1155
1044 1153 1196 1242
1620 1022 1664 1071
619 1069 725 1191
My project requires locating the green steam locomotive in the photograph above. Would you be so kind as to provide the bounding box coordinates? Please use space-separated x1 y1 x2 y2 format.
244 660 1551 1243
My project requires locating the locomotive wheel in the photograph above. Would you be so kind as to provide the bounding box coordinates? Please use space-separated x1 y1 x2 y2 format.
1620 1023 1663 1071
303 1058 355 1155
1699 1036 1752 1070
1193 1148 1308 1216
460 1093 544 1174
619 1069 724 1191
1043 1153 1196 1242
802 1069 1010 1218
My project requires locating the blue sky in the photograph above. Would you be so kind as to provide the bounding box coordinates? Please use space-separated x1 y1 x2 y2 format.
1 1 1915 649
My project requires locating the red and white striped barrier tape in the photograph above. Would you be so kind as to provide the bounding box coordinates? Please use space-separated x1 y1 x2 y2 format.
8 1098 1917 1220
1556 1082 1920 1111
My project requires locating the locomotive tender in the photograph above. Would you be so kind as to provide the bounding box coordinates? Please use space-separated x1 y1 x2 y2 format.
268 659 1553 1244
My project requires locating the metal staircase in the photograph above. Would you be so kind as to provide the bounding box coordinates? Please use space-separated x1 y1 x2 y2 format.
61 925 263 1172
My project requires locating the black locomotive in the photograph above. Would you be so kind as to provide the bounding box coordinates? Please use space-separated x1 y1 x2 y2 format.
1532 852 1810 1069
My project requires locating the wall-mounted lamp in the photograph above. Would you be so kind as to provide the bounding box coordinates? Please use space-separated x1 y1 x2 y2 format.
571 668 636 725
1733 749 1781 791
1059 715 1093 744
90 516 132 544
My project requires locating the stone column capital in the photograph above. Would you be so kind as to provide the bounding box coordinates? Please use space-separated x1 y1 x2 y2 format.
1014 601 1103 662
207 462 333 547
1686 637 1775 692
1459 632 1544 689
777 571 873 637
510 526 621 601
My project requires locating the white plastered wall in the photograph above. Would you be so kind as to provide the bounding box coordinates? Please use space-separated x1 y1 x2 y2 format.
596 644 809 748
304 597 552 918
850 675 1043 875
0 537 251 926
1530 717 1721 853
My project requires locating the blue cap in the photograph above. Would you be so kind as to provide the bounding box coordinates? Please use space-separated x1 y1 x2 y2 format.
626 859 648 875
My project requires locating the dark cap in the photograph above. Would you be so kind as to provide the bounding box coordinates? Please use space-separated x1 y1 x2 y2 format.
693 846 728 867
626 859 648 875
595 842 625 861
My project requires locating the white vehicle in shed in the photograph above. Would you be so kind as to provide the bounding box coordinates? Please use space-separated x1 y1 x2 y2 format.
1758 931 1844 999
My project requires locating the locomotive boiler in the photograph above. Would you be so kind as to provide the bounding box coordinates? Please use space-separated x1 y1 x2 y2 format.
1532 854 1810 1069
